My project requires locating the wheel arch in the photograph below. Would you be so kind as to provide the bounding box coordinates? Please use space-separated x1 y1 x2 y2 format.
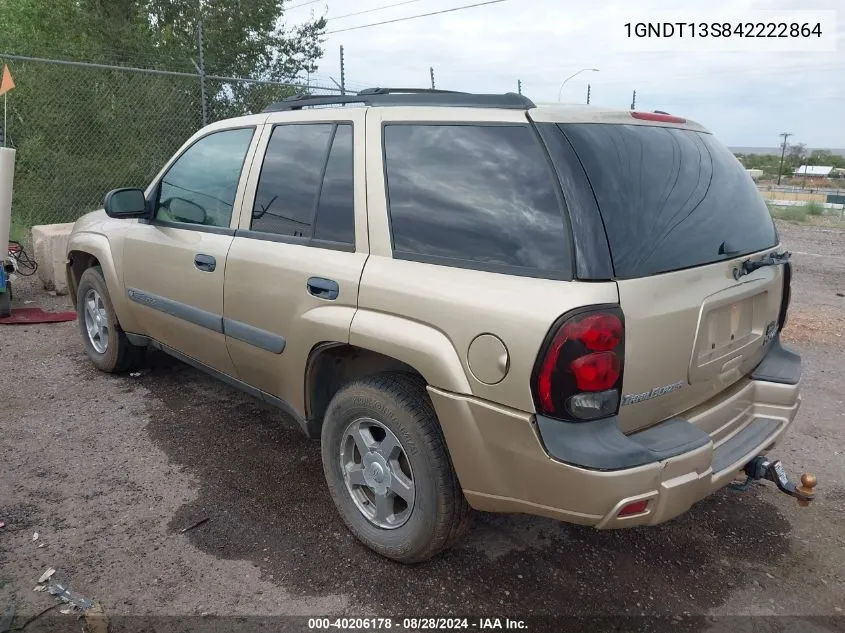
305 343 424 438
67 249 101 307
66 233 140 333
304 310 473 439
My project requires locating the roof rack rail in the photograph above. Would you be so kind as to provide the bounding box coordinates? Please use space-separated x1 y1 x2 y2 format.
263 88 535 112
356 87 468 95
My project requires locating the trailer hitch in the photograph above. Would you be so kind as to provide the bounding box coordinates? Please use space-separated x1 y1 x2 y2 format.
731 456 817 506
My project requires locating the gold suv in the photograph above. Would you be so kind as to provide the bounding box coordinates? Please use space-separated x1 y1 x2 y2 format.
66 89 805 563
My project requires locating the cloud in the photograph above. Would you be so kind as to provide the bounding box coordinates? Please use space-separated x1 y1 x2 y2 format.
287 0 845 147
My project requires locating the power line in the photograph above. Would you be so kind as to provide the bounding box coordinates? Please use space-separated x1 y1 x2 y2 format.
285 0 323 10
329 0 428 22
325 0 507 35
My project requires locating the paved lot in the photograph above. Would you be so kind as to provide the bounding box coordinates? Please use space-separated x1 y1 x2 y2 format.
1 221 843 632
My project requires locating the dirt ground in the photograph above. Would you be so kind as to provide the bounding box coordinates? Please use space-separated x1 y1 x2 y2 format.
1 221 843 632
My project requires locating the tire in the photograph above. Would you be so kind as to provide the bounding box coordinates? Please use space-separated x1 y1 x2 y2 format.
77 266 144 372
0 281 10 318
321 372 471 563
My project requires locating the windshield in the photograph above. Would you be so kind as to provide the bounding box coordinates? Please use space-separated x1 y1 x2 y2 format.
560 123 778 279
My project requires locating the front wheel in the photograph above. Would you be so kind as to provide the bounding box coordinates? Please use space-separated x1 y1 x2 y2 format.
76 266 144 372
321 372 470 563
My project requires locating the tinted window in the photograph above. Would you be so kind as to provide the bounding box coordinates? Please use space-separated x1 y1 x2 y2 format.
314 125 354 244
156 128 254 228
251 124 333 237
383 125 569 275
561 123 778 279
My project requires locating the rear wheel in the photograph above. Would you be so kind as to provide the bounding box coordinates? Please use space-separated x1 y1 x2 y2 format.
321 372 470 563
77 267 144 372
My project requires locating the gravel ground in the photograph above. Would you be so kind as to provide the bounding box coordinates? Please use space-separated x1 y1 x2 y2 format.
1 221 843 632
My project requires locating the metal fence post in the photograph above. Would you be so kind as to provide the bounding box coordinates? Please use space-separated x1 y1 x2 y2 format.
197 20 208 126
339 45 346 95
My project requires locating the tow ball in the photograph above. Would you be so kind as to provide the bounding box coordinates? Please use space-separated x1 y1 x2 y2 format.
730 456 817 506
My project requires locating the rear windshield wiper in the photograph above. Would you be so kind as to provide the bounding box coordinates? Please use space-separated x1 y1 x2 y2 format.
733 250 791 280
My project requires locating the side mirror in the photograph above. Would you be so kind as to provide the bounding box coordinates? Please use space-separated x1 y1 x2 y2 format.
166 197 207 225
104 188 148 218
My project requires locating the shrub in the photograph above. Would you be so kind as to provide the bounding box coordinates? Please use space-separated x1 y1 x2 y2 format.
805 201 825 216
771 206 808 222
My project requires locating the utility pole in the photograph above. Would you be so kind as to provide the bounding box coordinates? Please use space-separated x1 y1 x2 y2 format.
429 66 435 90
517 79 522 95
586 84 591 105
777 132 792 185
630 89 636 110
339 45 346 95
197 19 207 126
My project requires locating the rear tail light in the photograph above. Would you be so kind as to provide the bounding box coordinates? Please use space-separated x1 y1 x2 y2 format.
532 306 625 421
570 352 621 391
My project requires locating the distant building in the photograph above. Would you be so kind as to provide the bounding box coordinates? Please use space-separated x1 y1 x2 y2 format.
793 165 834 177
746 168 763 180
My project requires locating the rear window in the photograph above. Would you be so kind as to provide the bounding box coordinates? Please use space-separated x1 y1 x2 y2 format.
383 124 571 278
561 123 777 279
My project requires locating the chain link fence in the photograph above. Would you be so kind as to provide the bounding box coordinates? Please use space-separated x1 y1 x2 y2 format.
0 54 347 243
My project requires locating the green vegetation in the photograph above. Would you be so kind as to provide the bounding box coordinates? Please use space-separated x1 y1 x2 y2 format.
0 0 326 236
805 200 825 216
767 202 845 227
736 144 845 179
769 206 808 223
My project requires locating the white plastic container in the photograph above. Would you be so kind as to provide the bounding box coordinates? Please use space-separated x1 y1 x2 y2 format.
0 147 15 258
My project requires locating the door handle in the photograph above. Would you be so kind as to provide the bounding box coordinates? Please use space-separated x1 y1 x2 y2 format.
194 254 216 272
307 277 339 300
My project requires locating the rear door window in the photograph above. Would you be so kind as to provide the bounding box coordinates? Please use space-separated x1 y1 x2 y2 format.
560 123 777 279
251 124 334 238
250 122 355 248
313 124 355 244
382 124 571 278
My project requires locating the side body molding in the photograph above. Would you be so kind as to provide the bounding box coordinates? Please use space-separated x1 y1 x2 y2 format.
126 287 287 355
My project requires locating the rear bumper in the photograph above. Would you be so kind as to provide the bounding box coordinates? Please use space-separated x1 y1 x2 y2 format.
429 341 801 528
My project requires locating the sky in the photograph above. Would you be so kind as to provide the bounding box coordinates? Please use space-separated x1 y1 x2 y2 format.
284 0 845 148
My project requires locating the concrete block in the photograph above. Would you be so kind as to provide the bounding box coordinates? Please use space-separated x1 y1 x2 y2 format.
31 223 75 295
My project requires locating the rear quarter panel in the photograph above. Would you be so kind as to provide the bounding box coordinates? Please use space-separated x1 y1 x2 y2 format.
353 258 619 410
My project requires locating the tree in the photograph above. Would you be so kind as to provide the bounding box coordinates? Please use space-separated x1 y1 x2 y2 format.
735 152 785 180
145 0 326 80
0 0 326 235
786 143 807 168
807 149 845 169
0 0 326 79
